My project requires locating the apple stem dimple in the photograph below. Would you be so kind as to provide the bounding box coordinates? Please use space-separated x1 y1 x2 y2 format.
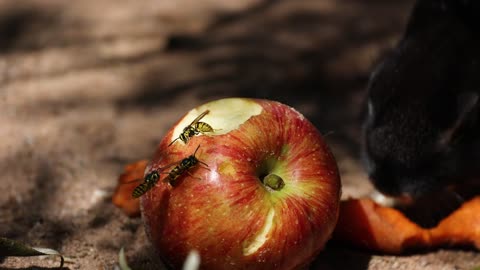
262 173 285 191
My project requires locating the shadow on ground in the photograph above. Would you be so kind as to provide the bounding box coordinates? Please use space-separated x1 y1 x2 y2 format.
117 0 413 162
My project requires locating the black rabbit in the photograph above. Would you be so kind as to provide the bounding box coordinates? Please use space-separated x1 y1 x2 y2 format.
362 0 480 223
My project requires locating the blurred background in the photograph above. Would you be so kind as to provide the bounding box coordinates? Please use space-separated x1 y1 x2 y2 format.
2 0 479 269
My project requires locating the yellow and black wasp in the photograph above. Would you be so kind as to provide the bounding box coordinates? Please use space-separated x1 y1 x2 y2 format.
131 145 208 197
168 110 216 146
131 170 161 198
163 144 209 186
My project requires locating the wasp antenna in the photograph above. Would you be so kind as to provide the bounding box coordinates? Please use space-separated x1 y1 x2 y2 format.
168 138 179 147
193 144 201 156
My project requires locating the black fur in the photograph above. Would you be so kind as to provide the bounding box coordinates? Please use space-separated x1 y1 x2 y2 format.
362 0 480 198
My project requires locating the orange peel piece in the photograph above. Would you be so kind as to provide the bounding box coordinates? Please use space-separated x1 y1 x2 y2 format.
332 198 431 254
430 196 480 249
332 196 480 254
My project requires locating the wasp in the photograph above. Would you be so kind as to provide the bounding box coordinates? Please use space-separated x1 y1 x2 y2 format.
164 144 209 186
168 110 216 146
132 170 160 198
131 145 208 198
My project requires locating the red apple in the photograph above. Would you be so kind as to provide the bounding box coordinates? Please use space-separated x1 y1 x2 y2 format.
141 98 341 270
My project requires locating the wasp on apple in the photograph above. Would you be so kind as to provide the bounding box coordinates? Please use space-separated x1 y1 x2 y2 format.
132 170 161 198
168 110 217 146
165 144 209 186
131 145 209 198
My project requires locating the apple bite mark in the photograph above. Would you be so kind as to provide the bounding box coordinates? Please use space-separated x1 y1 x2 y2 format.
170 98 262 146
243 207 275 256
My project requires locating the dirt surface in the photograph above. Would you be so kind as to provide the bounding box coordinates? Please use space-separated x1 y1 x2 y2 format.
1 0 479 269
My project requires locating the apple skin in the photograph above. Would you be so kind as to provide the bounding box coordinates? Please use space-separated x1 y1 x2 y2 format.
141 98 341 270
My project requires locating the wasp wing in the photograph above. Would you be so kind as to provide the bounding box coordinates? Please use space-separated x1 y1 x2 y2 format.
188 110 210 126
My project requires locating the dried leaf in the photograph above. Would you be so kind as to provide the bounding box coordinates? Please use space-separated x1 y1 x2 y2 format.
0 237 64 267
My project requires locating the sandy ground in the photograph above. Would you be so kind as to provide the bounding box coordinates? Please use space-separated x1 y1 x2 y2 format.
1 0 479 269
